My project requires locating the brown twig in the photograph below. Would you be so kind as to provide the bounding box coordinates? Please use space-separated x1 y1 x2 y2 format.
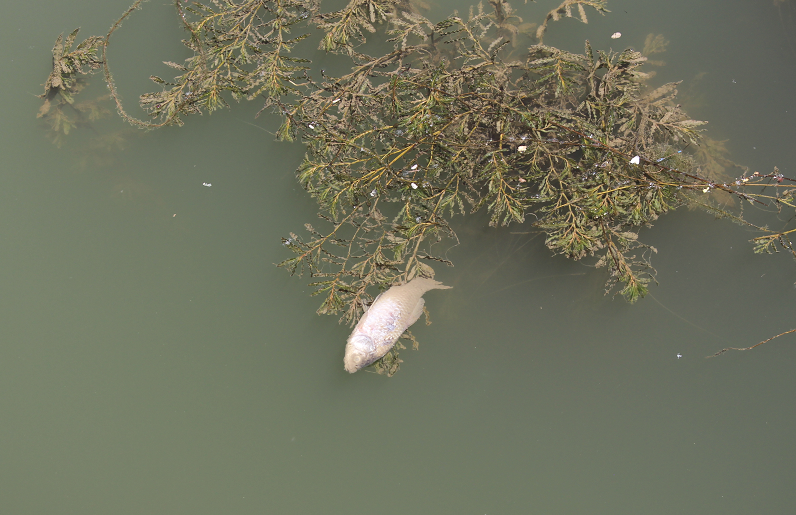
707 328 796 358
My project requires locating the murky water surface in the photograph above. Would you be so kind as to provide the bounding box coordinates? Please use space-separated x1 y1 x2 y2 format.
1 1 795 513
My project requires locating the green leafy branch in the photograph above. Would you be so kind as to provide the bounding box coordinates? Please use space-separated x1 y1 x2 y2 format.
37 28 107 146
38 0 796 324
39 28 104 101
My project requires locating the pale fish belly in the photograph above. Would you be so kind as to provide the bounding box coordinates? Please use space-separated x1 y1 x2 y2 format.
343 277 451 373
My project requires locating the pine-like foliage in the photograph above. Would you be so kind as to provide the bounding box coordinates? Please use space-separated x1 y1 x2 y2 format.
101 0 319 128
37 28 107 147
277 4 707 310
38 0 796 371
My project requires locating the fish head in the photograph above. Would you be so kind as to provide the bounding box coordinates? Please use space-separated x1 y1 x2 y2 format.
344 334 375 373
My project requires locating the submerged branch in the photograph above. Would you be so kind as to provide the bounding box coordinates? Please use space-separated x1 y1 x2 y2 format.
707 328 796 358
39 0 796 370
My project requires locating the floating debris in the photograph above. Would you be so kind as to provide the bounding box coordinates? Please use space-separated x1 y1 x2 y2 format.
343 278 451 373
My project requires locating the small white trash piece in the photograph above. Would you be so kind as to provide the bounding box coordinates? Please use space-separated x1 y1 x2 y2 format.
611 32 621 39
203 182 212 187
630 156 640 165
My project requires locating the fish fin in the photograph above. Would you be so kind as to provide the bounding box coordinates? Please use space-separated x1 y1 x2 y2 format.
406 298 425 328
363 293 382 313
406 277 452 293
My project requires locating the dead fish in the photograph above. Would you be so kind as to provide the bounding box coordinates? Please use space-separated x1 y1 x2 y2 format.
344 277 451 373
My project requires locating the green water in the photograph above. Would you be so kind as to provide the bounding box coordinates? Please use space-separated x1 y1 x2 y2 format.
1 0 795 513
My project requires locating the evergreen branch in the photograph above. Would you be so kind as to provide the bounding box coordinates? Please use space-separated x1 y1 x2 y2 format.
535 0 608 43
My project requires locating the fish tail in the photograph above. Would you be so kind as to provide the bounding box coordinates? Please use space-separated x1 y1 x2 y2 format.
408 277 452 293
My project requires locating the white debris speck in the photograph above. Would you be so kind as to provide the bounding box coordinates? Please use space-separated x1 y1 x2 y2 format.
308 124 314 129
202 182 212 187
370 189 377 197
517 145 527 153
676 353 683 359
611 32 621 39
630 155 640 165
332 98 340 103
411 183 418 189
411 164 418 170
